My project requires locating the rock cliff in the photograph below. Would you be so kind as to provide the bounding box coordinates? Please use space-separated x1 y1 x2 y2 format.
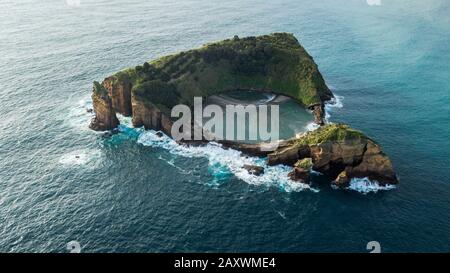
131 89 173 135
103 76 133 116
89 82 119 131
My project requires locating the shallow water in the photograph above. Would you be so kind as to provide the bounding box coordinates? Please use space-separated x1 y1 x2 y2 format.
205 91 314 143
0 0 449 252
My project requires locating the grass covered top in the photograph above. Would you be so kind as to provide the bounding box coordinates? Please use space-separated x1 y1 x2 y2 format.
295 124 370 146
107 33 332 112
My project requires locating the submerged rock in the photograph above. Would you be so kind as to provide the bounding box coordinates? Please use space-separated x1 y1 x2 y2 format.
101 128 120 139
288 167 310 183
243 165 265 176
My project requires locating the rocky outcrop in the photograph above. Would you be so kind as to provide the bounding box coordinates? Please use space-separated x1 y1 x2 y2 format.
288 167 310 183
131 92 173 136
89 82 119 131
267 145 300 166
103 76 133 116
243 165 265 176
311 104 325 126
288 158 313 183
334 171 350 187
341 141 397 185
225 124 398 185
268 124 398 185
218 139 292 157
267 143 310 165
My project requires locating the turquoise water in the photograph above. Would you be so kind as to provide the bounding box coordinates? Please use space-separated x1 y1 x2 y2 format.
205 91 314 143
0 0 449 252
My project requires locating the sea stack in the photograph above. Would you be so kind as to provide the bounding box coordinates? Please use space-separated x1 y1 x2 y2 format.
89 81 119 131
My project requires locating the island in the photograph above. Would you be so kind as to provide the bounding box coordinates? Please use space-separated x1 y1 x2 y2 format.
89 33 398 187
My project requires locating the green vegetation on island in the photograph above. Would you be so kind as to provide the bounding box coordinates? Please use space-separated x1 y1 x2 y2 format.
92 81 109 98
132 80 179 113
106 33 333 114
295 124 369 146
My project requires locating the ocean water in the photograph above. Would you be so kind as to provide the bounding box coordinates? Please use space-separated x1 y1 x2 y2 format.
0 0 449 252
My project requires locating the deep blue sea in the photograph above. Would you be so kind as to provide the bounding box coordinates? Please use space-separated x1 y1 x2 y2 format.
1 0 449 252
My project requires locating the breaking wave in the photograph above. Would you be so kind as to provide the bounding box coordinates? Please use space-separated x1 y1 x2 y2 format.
305 122 320 132
135 129 317 192
304 94 344 132
347 177 396 194
67 96 94 130
59 149 102 168
324 95 344 121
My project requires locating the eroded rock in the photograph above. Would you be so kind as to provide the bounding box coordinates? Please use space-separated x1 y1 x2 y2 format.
243 165 265 176
103 76 133 116
268 124 398 185
288 167 310 183
89 82 119 131
288 158 313 183
333 170 350 187
311 104 325 126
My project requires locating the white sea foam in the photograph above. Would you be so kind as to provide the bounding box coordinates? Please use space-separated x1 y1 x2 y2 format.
277 211 287 219
305 122 320 132
116 114 133 126
59 149 102 168
136 130 316 192
324 95 344 122
67 96 94 130
327 95 344 109
347 177 396 194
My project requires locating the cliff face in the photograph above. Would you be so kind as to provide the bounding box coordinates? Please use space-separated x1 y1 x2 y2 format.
267 124 398 185
89 82 119 131
340 141 397 185
131 92 173 136
103 76 132 116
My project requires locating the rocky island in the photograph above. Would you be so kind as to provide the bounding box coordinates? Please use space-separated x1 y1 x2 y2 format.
89 33 398 187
